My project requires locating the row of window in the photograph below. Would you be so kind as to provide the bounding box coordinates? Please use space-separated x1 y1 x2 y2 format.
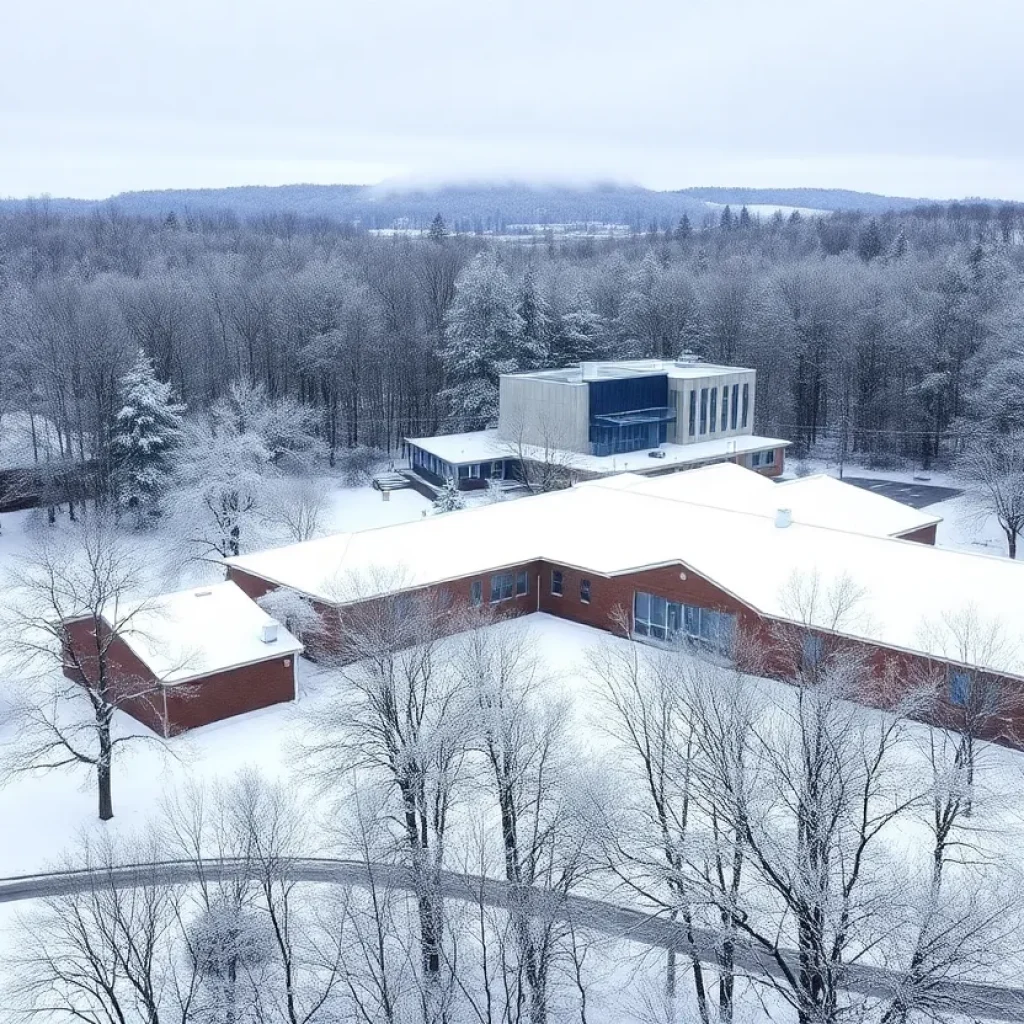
633 591 735 652
550 569 590 603
687 382 750 438
470 570 530 606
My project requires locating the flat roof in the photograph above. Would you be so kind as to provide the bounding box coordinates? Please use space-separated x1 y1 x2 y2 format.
604 463 941 538
405 429 789 473
226 469 1024 680
110 581 303 686
503 359 755 385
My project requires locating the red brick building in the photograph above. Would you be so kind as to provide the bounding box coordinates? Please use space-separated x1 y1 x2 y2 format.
224 463 1024 743
63 581 303 736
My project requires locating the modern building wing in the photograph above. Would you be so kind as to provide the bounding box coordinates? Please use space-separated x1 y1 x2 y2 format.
407 358 790 490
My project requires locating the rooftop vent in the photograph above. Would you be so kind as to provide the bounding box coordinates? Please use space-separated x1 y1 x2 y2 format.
194 589 212 597
675 351 700 365
775 508 793 529
580 361 602 380
261 621 280 644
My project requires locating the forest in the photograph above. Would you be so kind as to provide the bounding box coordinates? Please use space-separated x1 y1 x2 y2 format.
1 198 1023 514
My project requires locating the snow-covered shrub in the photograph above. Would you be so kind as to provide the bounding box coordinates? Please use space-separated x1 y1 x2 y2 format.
336 445 387 486
432 479 465 513
190 901 275 980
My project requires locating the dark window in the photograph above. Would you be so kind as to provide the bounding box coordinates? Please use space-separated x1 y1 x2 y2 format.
721 387 729 431
458 465 469 479
949 670 971 706
515 571 528 596
731 384 739 429
709 388 717 434
551 569 563 596
802 634 824 669
490 572 514 603
699 388 708 435
741 383 750 428
633 591 735 654
688 390 696 437
470 581 482 607
580 579 591 603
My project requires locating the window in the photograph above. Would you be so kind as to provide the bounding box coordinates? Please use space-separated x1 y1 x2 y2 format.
802 634 824 669
458 465 469 479
492 461 504 480
741 383 750 428
470 581 482 607
699 388 708 435
688 390 697 437
730 384 739 429
750 449 776 468
633 591 735 653
551 569 563 596
721 387 729 432
949 670 971 707
515 570 529 597
469 463 481 478
709 388 718 434
580 579 591 603
490 572 514 603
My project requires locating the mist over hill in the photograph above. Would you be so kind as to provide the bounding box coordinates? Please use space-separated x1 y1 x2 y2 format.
0 182 954 231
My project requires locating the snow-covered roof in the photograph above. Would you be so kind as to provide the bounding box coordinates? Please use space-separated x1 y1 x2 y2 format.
110 581 303 686
505 359 755 384
226 475 1024 680
405 429 789 474
600 463 940 538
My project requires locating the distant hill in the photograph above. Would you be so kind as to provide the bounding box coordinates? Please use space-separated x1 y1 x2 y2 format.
676 187 929 214
0 182 963 229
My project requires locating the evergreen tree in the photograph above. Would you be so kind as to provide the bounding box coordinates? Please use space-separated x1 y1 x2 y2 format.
738 205 752 230
856 219 884 262
676 214 692 240
516 269 551 364
428 213 448 243
549 294 607 366
719 205 734 231
432 478 465 513
440 253 527 430
110 351 185 523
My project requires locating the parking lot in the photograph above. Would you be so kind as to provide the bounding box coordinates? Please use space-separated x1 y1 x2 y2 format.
841 476 962 509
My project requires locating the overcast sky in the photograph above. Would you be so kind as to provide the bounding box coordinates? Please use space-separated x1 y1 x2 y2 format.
3 0 1022 200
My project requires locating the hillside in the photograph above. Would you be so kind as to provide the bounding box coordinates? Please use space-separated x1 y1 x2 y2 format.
0 182 954 230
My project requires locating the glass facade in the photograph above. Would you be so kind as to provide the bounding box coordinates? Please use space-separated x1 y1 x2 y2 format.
588 375 675 456
633 591 735 652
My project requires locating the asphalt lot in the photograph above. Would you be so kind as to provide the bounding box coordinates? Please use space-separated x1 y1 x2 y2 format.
840 476 962 509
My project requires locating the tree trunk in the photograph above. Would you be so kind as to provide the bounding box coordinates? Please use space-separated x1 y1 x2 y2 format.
98 757 113 821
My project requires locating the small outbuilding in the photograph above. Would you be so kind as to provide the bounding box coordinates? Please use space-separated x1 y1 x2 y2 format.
63 581 303 736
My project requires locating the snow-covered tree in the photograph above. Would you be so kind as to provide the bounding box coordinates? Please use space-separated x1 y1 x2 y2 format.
549 293 607 366
432 478 465 513
959 429 1024 558
440 253 529 430
110 351 184 524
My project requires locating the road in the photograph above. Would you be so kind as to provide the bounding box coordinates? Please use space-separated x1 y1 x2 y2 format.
841 476 962 509
0 858 1021 1022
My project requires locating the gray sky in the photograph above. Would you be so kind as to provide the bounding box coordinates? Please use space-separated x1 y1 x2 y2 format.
4 0 1022 200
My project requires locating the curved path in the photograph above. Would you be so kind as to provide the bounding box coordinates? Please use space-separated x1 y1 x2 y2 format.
0 858 1019 1022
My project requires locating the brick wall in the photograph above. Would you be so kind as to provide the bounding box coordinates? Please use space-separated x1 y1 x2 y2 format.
896 523 937 545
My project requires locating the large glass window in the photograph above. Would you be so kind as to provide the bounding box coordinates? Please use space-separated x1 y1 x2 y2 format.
516 571 529 596
580 579 591 603
802 634 824 669
688 391 696 438
490 572 514 603
731 384 739 429
633 591 735 653
721 387 729 432
699 388 708 435
709 389 718 434
551 569 563 596
741 383 750 428
470 581 482 607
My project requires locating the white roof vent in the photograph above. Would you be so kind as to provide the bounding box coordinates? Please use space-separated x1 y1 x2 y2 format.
775 508 793 529
261 621 280 644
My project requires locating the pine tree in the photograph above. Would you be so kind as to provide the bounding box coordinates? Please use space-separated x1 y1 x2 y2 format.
549 294 606 366
856 219 884 262
432 478 465 513
516 269 550 365
719 205 734 232
676 214 692 240
440 253 526 430
738 206 752 230
111 351 185 523
428 213 448 243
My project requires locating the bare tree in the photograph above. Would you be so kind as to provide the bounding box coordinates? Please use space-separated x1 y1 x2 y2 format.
958 431 1024 558
0 516 166 820
455 615 593 1024
261 476 332 543
496 411 583 493
298 586 472 1020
